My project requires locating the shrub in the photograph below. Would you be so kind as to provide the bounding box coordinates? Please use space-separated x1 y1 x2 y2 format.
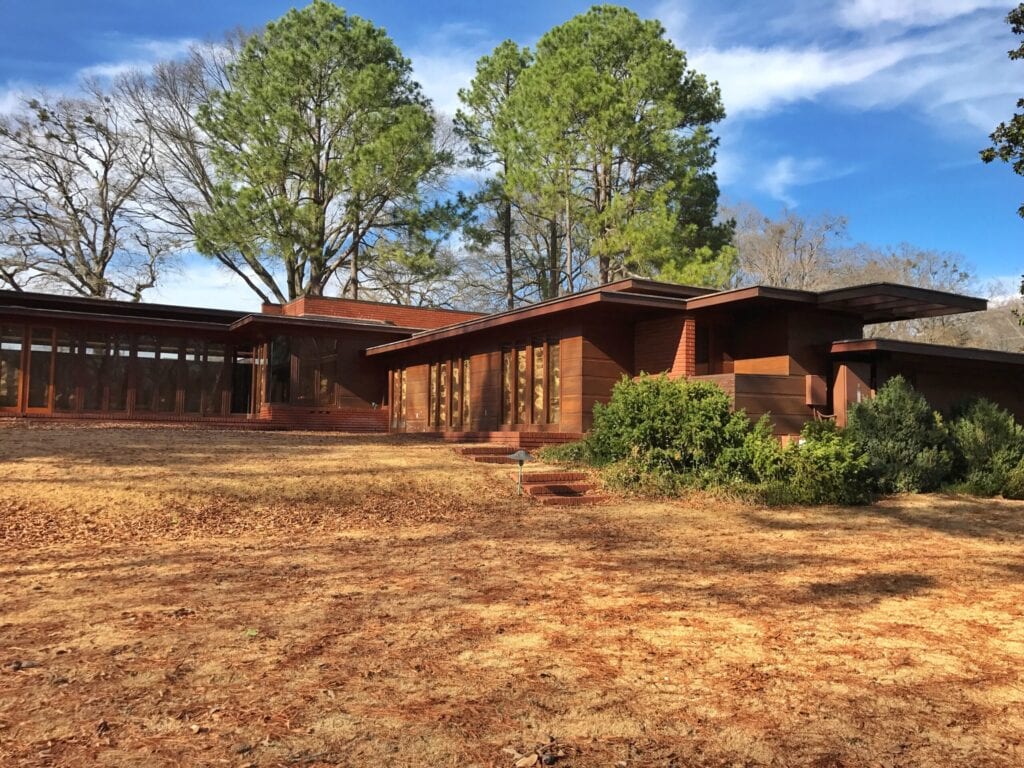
758 421 873 506
846 375 953 493
948 399 1024 496
1005 457 1024 500
537 439 592 465
601 457 685 496
588 374 753 482
715 414 787 485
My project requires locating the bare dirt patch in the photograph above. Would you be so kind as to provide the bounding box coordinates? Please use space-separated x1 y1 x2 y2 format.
1 423 1023 766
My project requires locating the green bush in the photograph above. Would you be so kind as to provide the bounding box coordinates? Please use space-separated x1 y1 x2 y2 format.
588 374 754 483
1004 457 1024 500
536 439 592 465
760 421 873 506
948 399 1024 496
846 375 953 493
601 457 685 496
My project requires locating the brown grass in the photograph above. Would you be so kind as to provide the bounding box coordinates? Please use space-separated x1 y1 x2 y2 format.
1 422 1023 767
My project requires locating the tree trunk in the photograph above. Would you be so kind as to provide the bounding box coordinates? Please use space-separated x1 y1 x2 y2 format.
548 218 560 298
502 198 514 309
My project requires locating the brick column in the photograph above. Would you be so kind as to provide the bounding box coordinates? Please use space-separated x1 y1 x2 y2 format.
674 315 696 378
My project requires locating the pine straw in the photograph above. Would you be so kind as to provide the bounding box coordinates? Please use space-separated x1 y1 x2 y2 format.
1 423 1024 767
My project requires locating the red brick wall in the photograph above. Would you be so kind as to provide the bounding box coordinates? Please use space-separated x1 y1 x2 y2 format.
270 296 483 329
634 314 692 376
680 316 696 377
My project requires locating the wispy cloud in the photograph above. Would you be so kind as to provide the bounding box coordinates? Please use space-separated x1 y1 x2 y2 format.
691 42 909 116
757 155 856 207
837 0 1008 30
76 37 195 80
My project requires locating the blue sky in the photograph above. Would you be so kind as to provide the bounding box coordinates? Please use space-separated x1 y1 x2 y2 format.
1 0 1021 308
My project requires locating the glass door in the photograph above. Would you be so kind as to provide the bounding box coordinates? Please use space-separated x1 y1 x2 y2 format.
25 327 55 413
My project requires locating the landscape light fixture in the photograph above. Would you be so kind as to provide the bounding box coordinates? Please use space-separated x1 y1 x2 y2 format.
507 449 533 495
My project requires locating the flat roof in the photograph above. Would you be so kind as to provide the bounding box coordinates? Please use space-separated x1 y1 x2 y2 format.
831 338 1024 367
365 287 689 356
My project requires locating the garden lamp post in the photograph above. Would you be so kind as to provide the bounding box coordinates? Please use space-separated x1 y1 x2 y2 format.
507 449 534 495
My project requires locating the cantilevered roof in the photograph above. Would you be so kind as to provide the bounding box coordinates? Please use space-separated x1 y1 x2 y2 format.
365 286 689 356
0 288 248 324
830 338 1024 367
816 283 986 322
229 313 422 335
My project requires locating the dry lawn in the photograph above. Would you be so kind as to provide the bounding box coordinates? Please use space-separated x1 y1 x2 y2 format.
1 422 1023 767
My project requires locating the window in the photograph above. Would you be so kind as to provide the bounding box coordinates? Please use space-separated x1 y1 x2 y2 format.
391 368 406 428
204 343 227 416
53 331 80 412
157 339 181 412
462 358 471 426
547 341 560 425
552 342 561 428
501 349 513 425
429 362 439 427
295 336 340 406
532 344 545 424
0 325 23 408
27 328 53 409
501 341 560 426
515 348 527 424
451 358 461 429
268 335 291 404
438 362 449 426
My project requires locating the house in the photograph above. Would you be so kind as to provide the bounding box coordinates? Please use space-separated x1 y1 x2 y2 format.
1 279 1021 441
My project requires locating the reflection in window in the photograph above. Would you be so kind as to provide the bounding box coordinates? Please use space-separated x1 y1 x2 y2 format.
428 363 438 427
0 325 23 408
462 358 470 426
451 359 461 428
533 345 544 424
501 349 513 425
268 335 291 404
515 348 527 425
438 361 448 426
548 341 560 424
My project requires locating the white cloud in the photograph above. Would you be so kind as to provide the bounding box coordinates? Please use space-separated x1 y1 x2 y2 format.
411 50 480 118
692 42 909 115
838 0 1007 29
756 155 857 206
76 37 195 81
149 258 264 312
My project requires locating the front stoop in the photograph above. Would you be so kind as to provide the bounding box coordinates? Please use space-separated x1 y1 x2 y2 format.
454 445 606 505
521 471 607 506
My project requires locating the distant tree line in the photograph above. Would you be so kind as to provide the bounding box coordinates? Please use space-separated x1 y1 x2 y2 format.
0 0 1019 346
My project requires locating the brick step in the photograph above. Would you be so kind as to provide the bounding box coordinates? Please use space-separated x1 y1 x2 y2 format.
519 471 588 484
471 455 518 464
525 482 594 497
536 494 608 507
455 445 516 456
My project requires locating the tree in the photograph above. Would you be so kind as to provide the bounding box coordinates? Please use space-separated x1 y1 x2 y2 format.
455 41 533 309
0 83 177 299
193 1 451 302
981 3 1024 218
504 5 733 287
729 204 847 290
117 36 288 302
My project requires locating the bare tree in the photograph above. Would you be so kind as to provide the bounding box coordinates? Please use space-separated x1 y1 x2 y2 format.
0 83 177 299
729 204 847 290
